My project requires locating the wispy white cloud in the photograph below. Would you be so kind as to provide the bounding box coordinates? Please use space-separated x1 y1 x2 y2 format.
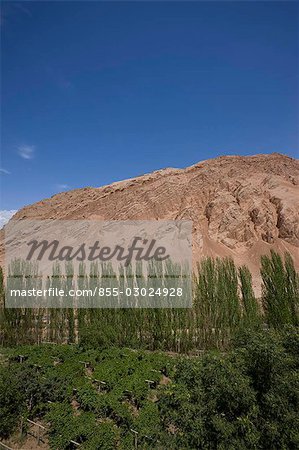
14 3 33 19
1 2 32 28
0 210 17 228
45 66 74 91
18 145 35 160
0 168 11 175
56 183 70 191
58 79 73 90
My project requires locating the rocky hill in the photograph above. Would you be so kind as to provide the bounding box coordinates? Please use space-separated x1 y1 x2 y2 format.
4 153 299 291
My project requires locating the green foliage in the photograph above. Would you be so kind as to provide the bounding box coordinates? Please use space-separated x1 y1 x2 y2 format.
0 331 298 449
234 329 299 449
261 251 299 328
193 257 243 349
0 253 298 448
160 355 259 449
81 422 119 450
0 345 175 448
0 366 25 438
46 404 120 450
1 253 298 351
281 326 299 360
159 328 299 449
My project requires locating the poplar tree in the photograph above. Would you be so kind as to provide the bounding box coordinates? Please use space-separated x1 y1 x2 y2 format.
261 251 298 328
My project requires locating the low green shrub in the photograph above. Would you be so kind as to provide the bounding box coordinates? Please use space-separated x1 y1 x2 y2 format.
0 329 298 449
0 366 25 438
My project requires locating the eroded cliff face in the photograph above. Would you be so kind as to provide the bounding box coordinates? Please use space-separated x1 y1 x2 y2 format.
3 153 299 291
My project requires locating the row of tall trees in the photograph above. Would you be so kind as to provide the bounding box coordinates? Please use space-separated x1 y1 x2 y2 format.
0 251 298 351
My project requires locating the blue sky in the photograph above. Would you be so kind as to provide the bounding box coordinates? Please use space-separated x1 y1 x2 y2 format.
1 1 298 215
